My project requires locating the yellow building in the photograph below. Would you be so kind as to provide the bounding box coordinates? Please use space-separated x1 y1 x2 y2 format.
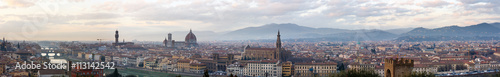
294 62 337 77
189 62 206 73
177 59 191 72
282 61 293 77
9 71 29 77
143 58 157 69
0 64 4 74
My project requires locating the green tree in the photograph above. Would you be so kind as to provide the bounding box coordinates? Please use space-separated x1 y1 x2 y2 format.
138 62 144 67
100 56 106 61
494 71 500 77
371 49 376 54
203 69 209 77
105 69 122 77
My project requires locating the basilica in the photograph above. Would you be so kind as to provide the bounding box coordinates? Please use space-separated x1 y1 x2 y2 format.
163 29 198 48
242 30 291 61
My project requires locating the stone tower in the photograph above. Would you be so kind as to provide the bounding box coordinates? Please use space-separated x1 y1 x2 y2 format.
168 33 172 42
115 30 119 44
384 58 414 77
275 30 282 60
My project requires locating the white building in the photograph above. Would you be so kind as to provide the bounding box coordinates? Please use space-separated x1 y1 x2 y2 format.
227 62 245 77
127 57 137 67
243 60 282 77
120 57 129 66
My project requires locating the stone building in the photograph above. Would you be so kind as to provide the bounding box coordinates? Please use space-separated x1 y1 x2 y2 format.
163 29 198 48
242 30 291 61
384 58 414 77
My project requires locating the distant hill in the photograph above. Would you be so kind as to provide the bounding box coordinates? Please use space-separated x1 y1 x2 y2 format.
134 23 500 42
384 28 414 35
401 23 500 36
396 23 500 41
491 22 500 29
221 23 397 41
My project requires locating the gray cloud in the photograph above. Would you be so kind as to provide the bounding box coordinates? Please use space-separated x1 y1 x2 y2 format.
419 0 450 7
458 0 500 14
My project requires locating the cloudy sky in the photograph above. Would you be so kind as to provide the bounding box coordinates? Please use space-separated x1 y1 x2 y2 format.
0 0 499 41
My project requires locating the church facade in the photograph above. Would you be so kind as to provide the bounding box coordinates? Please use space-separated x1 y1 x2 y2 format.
163 29 198 48
242 31 290 61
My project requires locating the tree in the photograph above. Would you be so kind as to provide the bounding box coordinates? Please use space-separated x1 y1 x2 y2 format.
203 69 209 77
371 49 376 54
138 62 144 67
105 69 122 77
494 72 500 77
337 63 346 71
100 56 106 61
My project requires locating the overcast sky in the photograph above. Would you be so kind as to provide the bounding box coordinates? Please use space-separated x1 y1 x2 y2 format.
0 0 499 41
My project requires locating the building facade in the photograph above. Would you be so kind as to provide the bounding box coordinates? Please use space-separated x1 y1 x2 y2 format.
189 62 206 73
242 31 290 61
244 60 282 77
384 58 414 77
294 62 337 77
177 59 191 72
227 63 245 77
282 61 293 77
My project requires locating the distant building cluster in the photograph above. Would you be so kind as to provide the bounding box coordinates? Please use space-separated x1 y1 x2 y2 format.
163 29 198 48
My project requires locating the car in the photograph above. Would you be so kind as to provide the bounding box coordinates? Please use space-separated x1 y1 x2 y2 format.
471 71 478 74
459 73 465 75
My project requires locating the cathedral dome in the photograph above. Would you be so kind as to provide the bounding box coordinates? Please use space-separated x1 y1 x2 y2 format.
185 29 197 43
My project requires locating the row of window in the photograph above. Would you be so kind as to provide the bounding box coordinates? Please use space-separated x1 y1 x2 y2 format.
296 66 336 69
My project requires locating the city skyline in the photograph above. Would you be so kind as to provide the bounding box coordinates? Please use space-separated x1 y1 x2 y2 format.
1 0 500 41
